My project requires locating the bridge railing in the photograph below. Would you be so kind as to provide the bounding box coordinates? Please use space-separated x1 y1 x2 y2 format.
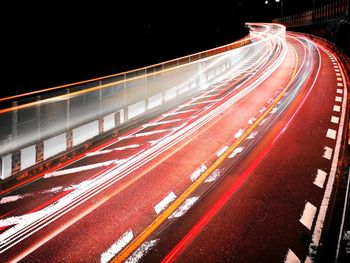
0 24 285 181
273 0 349 27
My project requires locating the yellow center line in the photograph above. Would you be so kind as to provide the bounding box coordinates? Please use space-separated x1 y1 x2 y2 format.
112 41 299 263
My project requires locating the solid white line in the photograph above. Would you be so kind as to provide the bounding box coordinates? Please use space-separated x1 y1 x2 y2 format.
284 249 300 263
337 82 343 87
216 146 229 157
313 169 327 189
322 146 333 160
168 197 199 219
125 239 158 263
335 96 342 102
299 202 317 230
309 51 348 254
333 105 341 112
154 192 177 214
336 89 343 94
331 116 339 124
100 229 133 263
335 169 350 260
326 129 337 140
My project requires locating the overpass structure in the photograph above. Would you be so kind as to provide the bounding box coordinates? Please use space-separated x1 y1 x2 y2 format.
0 23 349 263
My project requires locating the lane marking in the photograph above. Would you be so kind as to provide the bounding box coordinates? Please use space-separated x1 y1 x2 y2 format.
337 82 343 87
247 117 256 125
247 131 258 140
205 169 221 183
0 195 25 205
284 249 300 263
333 105 341 112
101 230 134 263
336 77 342 81
335 96 342 102
331 116 339 124
336 89 343 94
313 169 327 189
190 165 208 182
326 129 337 140
299 202 317 230
334 65 339 68
234 129 244 139
125 239 158 263
168 197 199 219
322 146 333 160
335 69 340 72
228 147 244 158
336 73 341 76
216 146 229 157
44 160 118 178
259 106 267 113
270 107 278 114
308 47 348 259
154 192 177 215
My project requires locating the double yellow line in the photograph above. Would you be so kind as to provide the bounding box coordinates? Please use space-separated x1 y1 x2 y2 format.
112 43 299 263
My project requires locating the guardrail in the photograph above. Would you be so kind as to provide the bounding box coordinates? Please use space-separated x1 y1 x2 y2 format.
273 0 349 27
0 23 285 181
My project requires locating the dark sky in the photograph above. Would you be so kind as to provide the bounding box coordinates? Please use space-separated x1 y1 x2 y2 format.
3 1 311 97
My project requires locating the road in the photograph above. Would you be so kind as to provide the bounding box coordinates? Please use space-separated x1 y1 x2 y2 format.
0 24 348 263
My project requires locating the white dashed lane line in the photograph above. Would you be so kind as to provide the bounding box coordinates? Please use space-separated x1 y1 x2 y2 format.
313 169 327 189
336 89 343 94
333 105 341 112
154 192 177 215
335 96 342 102
326 129 337 140
284 249 300 263
299 202 317 230
323 146 333 160
168 197 199 219
101 229 134 263
331 116 339 124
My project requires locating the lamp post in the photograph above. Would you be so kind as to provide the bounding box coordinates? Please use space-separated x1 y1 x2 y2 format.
265 0 284 18
275 0 283 18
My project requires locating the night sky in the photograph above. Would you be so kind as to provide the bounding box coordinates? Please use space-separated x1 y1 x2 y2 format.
3 1 312 98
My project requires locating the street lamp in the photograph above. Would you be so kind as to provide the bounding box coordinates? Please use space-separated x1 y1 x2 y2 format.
265 0 284 18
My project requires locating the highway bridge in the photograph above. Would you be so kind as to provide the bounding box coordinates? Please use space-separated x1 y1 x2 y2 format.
0 18 349 263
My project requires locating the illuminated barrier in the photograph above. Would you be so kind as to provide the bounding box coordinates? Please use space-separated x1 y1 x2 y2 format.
273 0 349 27
0 24 285 181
